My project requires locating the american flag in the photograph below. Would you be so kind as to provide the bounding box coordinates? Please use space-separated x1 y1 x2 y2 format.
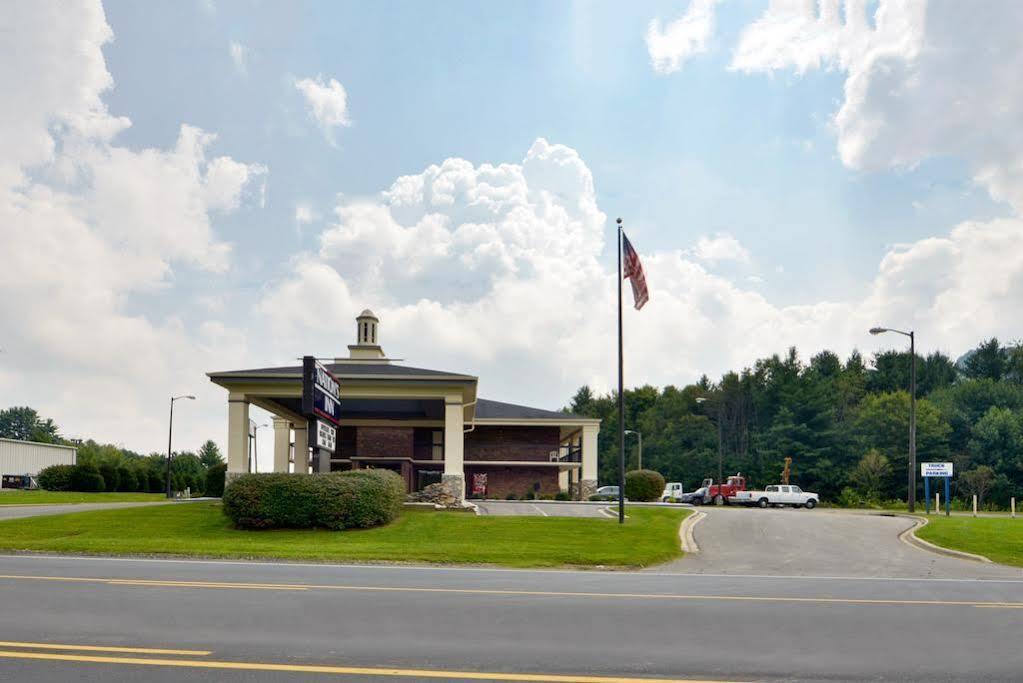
622 232 649 310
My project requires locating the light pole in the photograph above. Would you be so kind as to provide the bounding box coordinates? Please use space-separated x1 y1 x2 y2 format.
696 396 724 504
624 430 643 470
870 326 917 512
167 395 196 499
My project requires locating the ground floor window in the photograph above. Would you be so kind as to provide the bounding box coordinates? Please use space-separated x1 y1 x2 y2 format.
417 469 442 491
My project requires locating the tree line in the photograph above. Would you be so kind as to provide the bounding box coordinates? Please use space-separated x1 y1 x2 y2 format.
0 406 224 495
566 338 1023 509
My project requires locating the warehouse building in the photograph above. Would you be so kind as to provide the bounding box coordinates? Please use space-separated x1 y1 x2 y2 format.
208 310 600 502
0 438 77 488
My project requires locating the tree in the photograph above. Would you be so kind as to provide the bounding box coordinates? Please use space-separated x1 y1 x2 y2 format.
968 407 1022 473
198 440 225 469
962 338 1006 381
959 466 996 506
850 450 892 501
567 386 595 415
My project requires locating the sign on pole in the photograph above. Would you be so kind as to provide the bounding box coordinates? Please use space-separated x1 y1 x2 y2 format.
302 356 341 425
921 462 953 478
314 420 337 452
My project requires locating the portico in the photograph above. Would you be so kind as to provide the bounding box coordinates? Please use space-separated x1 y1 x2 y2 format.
208 310 600 501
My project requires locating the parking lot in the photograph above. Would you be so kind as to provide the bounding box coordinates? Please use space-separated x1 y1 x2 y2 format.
473 500 618 518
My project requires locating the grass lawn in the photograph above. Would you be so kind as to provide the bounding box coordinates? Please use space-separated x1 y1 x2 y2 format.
915 515 1023 567
0 491 167 505
0 502 688 568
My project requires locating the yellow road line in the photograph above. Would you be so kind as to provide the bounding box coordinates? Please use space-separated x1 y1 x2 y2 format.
0 641 210 656
0 573 1019 608
0 649 743 682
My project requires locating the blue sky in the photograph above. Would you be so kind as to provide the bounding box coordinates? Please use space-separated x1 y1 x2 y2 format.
3 0 1022 457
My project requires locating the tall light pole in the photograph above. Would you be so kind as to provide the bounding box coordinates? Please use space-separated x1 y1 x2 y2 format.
696 396 724 503
624 430 643 470
870 326 917 512
167 395 196 499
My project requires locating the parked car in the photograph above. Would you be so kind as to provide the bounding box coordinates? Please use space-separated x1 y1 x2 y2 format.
661 482 684 502
590 485 627 501
678 486 709 505
733 484 819 509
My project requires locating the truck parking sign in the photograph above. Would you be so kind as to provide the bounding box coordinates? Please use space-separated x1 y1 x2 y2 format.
921 462 953 478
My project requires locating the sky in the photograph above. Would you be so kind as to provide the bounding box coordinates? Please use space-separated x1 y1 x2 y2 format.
2 0 1023 469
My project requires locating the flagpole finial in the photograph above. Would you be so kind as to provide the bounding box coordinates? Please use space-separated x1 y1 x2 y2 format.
616 217 622 225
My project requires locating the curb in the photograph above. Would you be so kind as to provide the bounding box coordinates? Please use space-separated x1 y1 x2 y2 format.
895 514 993 564
679 510 706 554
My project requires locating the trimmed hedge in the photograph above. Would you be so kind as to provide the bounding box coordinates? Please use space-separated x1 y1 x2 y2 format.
205 463 227 498
625 469 665 502
222 469 405 530
38 464 75 491
70 464 105 492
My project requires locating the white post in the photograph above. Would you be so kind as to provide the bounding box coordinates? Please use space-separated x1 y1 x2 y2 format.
935 492 940 516
1012 497 1016 518
293 424 309 474
580 423 599 499
272 417 291 473
443 396 465 501
973 494 978 517
227 395 250 474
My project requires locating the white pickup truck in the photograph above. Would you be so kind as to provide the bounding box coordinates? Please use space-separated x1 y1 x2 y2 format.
661 482 684 502
734 484 819 509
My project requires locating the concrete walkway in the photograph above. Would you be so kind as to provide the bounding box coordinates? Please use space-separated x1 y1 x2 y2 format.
661 505 1023 579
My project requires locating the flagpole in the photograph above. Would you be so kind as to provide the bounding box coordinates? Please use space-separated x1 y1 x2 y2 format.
616 217 625 524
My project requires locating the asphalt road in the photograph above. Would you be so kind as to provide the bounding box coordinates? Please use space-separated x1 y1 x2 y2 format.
0 553 1022 682
0 501 177 521
673 506 1023 579
474 500 615 518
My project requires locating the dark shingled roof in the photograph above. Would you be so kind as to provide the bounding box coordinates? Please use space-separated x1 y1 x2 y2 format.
475 398 581 420
209 362 476 381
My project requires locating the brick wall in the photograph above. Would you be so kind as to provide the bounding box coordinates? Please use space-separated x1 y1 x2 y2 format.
356 427 413 459
465 466 560 499
465 426 560 462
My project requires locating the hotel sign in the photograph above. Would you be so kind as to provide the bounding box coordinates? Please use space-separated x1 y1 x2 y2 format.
314 420 337 453
302 356 341 425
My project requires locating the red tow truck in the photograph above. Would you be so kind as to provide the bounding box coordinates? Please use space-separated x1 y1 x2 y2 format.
693 473 747 505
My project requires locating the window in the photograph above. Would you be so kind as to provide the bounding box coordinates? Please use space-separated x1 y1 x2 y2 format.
432 430 443 460
791 486 802 493
766 486 778 492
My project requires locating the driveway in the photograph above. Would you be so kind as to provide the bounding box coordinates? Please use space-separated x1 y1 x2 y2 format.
666 505 1023 579
473 500 615 518
0 501 179 521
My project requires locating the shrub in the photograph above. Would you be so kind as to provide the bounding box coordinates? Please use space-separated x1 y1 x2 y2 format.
624 469 665 502
38 464 75 491
554 491 570 501
504 492 518 500
222 470 405 531
70 464 105 492
98 463 120 493
116 467 137 492
205 463 227 498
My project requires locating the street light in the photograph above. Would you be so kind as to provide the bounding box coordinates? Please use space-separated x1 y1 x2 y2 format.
624 430 643 470
870 326 917 513
167 395 196 499
696 396 725 504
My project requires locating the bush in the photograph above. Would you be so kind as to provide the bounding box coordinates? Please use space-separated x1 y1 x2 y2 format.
554 491 570 501
116 467 137 492
222 470 405 531
70 464 105 492
624 469 665 502
504 492 518 500
205 463 227 498
98 463 120 493
38 464 75 491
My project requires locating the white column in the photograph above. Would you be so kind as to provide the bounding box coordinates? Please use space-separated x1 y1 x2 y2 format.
272 417 291 473
580 423 599 498
293 423 309 474
227 395 249 474
443 396 464 500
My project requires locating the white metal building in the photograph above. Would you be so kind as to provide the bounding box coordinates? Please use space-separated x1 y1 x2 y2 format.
0 438 77 477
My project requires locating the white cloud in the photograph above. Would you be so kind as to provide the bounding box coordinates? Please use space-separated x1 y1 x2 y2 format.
0 1 265 453
259 140 1023 414
731 0 1023 214
294 75 351 143
228 41 247 75
692 233 751 264
646 0 719 74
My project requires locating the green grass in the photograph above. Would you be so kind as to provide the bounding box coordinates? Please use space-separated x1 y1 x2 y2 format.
915 515 1023 567
0 503 688 568
0 491 167 505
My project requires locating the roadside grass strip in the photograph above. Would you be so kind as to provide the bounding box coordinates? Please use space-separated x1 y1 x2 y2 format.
0 503 686 568
0 573 1020 609
913 515 1023 568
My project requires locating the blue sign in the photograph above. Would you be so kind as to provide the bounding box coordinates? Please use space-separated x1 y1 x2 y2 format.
302 356 341 425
